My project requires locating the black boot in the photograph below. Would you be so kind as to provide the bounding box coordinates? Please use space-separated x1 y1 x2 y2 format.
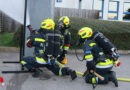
68 69 77 80
108 71 118 87
61 68 77 80
32 69 43 78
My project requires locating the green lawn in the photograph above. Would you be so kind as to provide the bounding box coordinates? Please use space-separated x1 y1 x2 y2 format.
0 33 15 46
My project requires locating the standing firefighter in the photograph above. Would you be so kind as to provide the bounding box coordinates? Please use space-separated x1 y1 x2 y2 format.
57 16 71 64
21 19 77 80
77 27 120 87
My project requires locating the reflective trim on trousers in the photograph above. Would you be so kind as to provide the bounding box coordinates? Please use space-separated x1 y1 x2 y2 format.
36 57 47 64
59 68 62 76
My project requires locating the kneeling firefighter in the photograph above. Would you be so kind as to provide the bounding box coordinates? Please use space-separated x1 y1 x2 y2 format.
21 19 77 80
77 27 121 87
57 16 71 64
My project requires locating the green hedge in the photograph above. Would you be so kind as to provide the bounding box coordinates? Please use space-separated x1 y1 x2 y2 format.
9 17 130 50
56 17 130 50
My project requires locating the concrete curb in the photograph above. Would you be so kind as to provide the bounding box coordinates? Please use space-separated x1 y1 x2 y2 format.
69 49 130 55
0 46 19 52
0 47 130 54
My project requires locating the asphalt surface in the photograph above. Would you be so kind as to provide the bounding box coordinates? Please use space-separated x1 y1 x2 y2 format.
0 51 130 90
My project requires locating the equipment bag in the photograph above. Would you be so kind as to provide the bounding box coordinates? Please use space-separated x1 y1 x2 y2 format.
93 31 116 55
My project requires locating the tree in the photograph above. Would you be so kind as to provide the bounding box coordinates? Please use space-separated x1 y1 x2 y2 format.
123 8 130 19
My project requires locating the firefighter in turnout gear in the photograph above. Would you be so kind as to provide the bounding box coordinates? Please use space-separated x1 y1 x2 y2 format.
57 16 71 64
77 27 120 87
21 19 77 80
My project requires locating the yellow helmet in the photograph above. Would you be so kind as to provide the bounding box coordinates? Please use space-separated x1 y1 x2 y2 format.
78 27 93 39
41 19 55 30
58 16 70 28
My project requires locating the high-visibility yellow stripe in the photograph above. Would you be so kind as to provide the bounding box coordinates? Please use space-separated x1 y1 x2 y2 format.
27 39 30 43
59 68 62 76
36 57 46 64
64 46 69 50
99 52 104 55
57 61 65 68
85 55 93 59
60 46 63 49
92 77 96 84
60 35 64 37
89 43 96 46
96 64 113 68
21 61 26 64
96 59 113 66
35 38 45 42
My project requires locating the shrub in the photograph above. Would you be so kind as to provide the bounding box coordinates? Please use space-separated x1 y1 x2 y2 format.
13 17 130 50
13 26 23 47
68 17 130 50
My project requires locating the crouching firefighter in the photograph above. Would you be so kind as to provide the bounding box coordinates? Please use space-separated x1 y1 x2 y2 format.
21 19 77 80
77 27 120 87
56 16 71 64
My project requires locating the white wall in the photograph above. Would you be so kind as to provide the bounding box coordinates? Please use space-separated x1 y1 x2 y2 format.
111 0 130 2
0 0 26 24
55 0 93 9
81 0 93 9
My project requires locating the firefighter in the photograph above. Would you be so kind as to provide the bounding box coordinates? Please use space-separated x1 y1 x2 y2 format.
21 19 77 80
77 27 120 87
57 16 71 64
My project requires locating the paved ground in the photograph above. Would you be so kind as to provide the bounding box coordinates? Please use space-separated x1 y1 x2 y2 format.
0 51 130 90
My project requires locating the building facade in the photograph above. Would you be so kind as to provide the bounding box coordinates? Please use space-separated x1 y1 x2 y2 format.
55 0 130 21
55 0 93 9
102 0 130 21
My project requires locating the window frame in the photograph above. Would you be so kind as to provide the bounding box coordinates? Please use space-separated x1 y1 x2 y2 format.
56 0 62 3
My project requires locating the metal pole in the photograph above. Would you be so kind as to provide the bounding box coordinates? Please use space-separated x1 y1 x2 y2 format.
20 0 27 70
101 0 104 19
117 1 119 20
92 0 94 10
2 71 34 74
3 61 20 63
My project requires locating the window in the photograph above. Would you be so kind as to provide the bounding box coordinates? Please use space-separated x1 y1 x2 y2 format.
57 0 62 3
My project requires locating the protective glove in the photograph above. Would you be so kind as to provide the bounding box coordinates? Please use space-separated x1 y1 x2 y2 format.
112 53 121 67
114 59 121 67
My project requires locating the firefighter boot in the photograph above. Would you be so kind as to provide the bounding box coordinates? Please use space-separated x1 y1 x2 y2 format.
32 69 43 78
68 69 77 80
108 71 118 87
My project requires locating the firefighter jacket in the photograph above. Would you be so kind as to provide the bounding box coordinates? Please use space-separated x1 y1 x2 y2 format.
60 29 71 52
27 33 45 57
83 39 113 70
